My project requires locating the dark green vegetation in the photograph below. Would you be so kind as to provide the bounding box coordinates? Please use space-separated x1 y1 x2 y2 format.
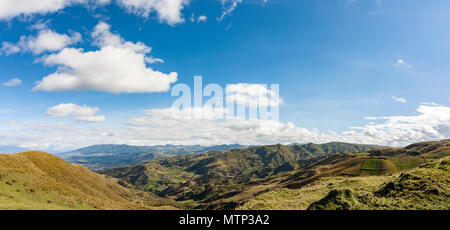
102 142 380 209
0 151 178 210
359 159 394 175
240 140 450 210
2 140 449 210
59 144 247 170
307 156 450 210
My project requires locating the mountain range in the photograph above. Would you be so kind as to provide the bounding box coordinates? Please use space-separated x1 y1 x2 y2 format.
58 144 248 170
101 142 381 208
1 140 449 210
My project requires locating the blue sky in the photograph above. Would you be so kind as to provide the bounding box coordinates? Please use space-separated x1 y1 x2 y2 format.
0 0 449 151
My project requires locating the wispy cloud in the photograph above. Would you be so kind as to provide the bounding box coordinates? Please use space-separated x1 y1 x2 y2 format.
46 103 106 122
394 59 412 69
1 24 81 55
3 103 449 150
0 0 110 20
218 0 242 21
392 96 407 103
116 0 189 25
0 0 186 26
226 83 282 107
2 78 22 87
190 14 207 23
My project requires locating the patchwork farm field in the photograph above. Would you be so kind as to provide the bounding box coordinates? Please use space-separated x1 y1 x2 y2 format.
360 159 393 175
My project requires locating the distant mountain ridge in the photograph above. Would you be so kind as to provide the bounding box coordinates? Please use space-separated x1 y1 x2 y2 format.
59 144 248 170
102 142 381 208
1 140 448 210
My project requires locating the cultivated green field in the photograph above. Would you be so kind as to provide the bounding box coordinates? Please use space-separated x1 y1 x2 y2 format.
240 156 450 210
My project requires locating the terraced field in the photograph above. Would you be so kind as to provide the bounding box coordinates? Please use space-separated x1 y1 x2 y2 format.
239 156 450 210
360 158 395 175
389 156 425 171
2 140 449 210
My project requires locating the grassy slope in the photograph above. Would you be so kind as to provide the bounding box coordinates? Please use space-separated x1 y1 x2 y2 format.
0 151 178 210
102 142 379 208
239 156 450 210
238 176 391 210
309 156 450 210
102 140 450 210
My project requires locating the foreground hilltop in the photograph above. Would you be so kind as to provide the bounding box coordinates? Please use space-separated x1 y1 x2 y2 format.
239 156 450 210
2 140 448 210
239 140 450 210
0 151 178 210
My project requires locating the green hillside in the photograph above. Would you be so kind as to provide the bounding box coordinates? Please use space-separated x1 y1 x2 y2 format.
239 140 450 210
3 140 447 210
102 142 380 208
0 151 178 210
240 156 450 210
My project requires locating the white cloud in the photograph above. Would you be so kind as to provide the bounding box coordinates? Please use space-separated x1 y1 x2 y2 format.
46 103 106 122
217 0 266 21
145 56 164 64
27 20 51 31
218 0 242 21
394 59 412 69
0 0 110 20
1 0 264 25
3 78 22 87
33 22 177 93
2 103 450 151
1 29 82 55
117 0 189 25
1 42 21 55
0 0 187 26
348 103 450 146
197 15 207 22
226 83 282 107
392 96 407 103
0 0 69 20
190 14 207 23
126 103 450 147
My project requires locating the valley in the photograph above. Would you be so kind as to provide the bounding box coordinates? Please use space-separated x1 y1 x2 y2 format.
101 142 382 209
1 140 449 210
58 144 248 170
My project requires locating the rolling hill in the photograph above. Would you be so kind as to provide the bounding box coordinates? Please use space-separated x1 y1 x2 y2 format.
2 140 448 210
239 140 450 210
239 156 450 210
101 142 380 209
58 144 247 170
0 151 178 210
